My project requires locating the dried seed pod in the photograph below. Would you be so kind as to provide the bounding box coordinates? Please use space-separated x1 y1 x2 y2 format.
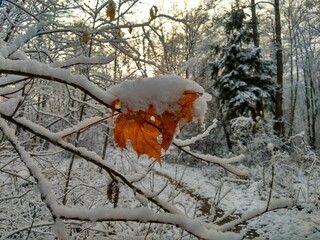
82 31 89 44
106 0 116 20
107 180 119 208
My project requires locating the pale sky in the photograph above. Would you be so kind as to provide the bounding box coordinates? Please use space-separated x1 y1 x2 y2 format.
133 0 203 22
141 0 202 13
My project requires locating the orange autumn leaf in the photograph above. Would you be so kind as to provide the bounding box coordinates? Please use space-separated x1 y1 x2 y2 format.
156 111 177 151
178 90 200 127
111 99 121 117
113 90 201 164
114 110 163 163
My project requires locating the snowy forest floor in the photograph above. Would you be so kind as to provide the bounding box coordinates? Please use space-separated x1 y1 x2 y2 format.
1 145 320 240
153 159 320 240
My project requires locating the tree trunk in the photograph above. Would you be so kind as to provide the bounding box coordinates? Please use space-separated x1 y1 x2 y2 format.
298 25 317 148
273 0 285 136
251 0 259 47
219 108 233 152
251 0 264 118
288 22 299 138
287 2 298 138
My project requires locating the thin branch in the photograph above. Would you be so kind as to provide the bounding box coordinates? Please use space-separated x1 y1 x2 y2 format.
4 0 41 21
56 206 240 240
25 205 37 240
0 115 181 214
0 169 36 184
0 189 32 202
0 58 115 108
0 222 53 240
60 115 116 139
217 198 292 232
0 118 62 222
173 143 249 178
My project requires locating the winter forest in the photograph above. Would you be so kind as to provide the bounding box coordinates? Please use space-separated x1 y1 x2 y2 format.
0 0 320 239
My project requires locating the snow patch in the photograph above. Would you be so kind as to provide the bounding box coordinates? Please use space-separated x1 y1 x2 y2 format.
0 96 21 116
51 219 68 240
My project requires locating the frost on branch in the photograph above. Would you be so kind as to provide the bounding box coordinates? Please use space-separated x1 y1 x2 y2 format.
108 75 211 163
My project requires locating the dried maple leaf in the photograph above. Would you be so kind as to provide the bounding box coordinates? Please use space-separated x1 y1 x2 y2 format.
114 110 163 163
113 90 201 164
111 99 121 117
178 90 200 128
82 31 90 44
106 0 116 20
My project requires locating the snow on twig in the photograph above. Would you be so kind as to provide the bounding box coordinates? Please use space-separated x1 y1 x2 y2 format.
0 21 44 58
4 0 41 22
0 75 29 88
176 57 198 75
0 118 68 239
0 189 32 202
0 115 184 214
58 116 112 139
173 144 249 178
0 58 116 107
0 168 35 184
0 96 22 116
50 55 115 68
0 83 24 96
174 119 218 146
0 222 54 240
0 117 241 240
124 162 155 183
56 206 240 240
217 198 293 232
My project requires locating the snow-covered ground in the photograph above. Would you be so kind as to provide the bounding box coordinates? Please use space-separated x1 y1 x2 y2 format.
1 145 320 239
149 156 320 240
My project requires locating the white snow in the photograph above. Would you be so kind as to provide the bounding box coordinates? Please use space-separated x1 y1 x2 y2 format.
56 116 108 138
0 21 44 59
50 55 115 68
174 119 218 146
0 96 21 116
51 219 68 240
107 75 210 121
179 146 249 177
2 113 320 239
56 206 240 240
0 58 116 106
0 75 29 87
0 7 319 240
176 57 198 74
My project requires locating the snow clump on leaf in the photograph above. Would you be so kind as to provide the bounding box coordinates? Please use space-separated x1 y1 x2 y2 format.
107 75 211 164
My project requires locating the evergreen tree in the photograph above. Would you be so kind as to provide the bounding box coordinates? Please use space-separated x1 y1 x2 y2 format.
212 6 276 121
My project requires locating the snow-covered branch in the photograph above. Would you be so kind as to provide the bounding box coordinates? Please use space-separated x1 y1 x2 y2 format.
57 116 110 138
50 55 115 68
0 118 67 237
217 198 293 232
0 189 32 202
0 115 185 214
174 143 249 178
0 116 242 240
174 119 218 146
57 206 240 240
0 120 58 209
0 222 54 240
0 22 44 58
0 58 116 107
4 0 41 22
